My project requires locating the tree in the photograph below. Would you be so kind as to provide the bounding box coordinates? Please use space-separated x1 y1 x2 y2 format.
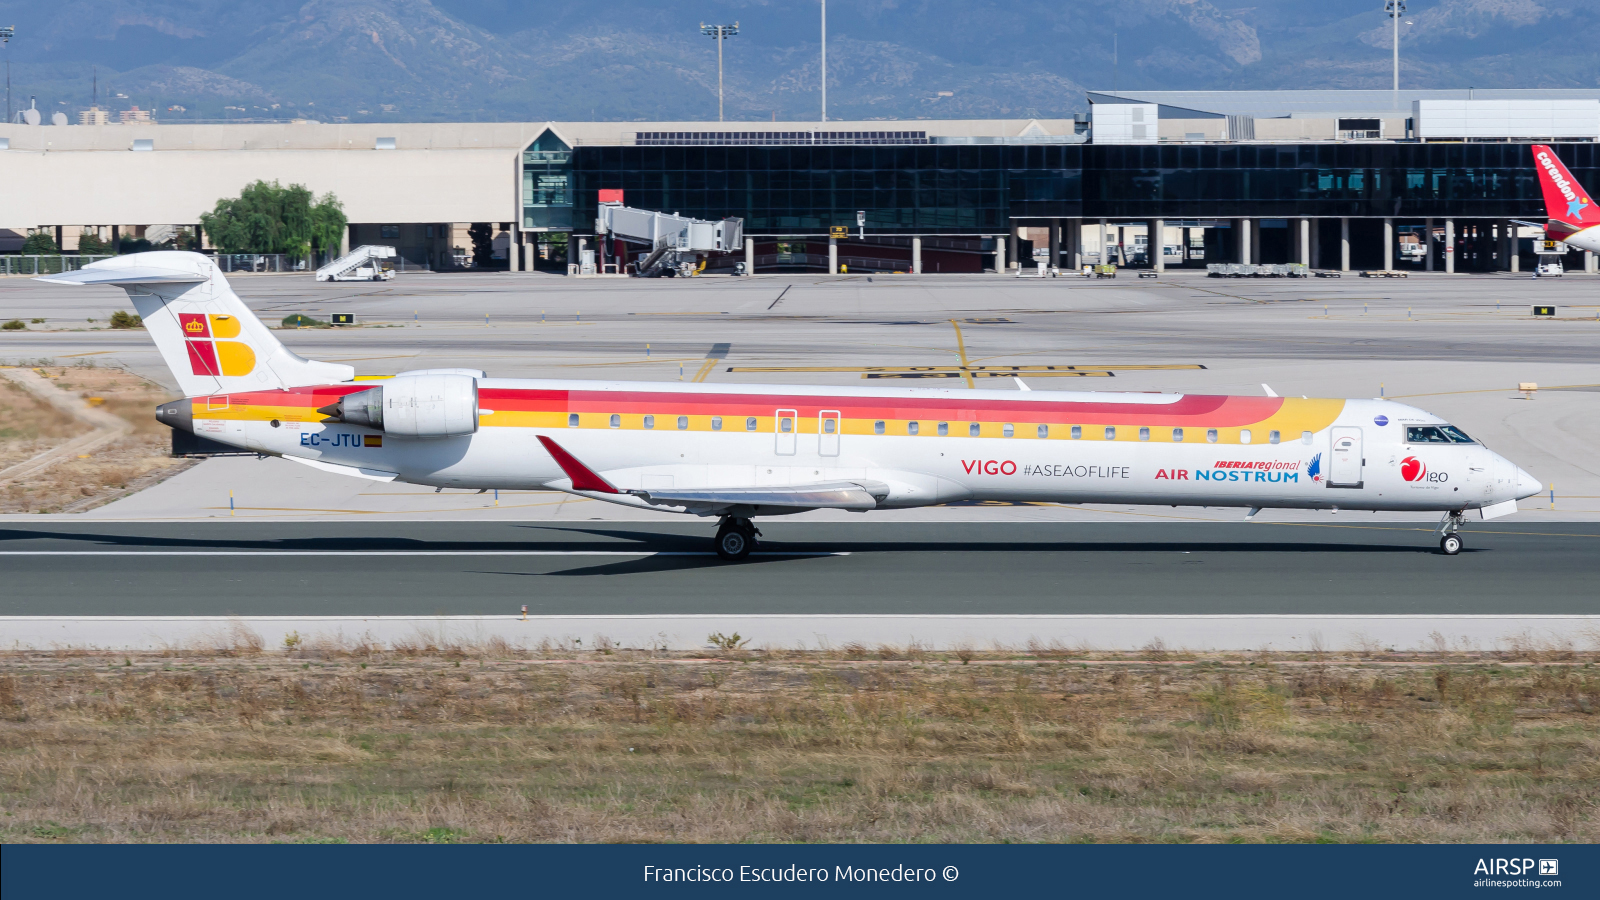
468 223 497 268
77 230 112 255
199 180 347 259
22 231 59 254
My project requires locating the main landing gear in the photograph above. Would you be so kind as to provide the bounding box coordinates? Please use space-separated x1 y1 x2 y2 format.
715 517 760 560
1437 510 1466 556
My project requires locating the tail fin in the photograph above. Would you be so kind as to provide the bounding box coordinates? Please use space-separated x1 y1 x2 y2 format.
1532 145 1600 237
37 251 353 397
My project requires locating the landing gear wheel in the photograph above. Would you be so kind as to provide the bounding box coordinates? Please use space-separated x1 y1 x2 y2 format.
715 518 757 560
1440 533 1463 556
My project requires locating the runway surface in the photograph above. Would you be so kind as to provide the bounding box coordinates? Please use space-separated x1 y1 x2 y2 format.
2 521 1596 617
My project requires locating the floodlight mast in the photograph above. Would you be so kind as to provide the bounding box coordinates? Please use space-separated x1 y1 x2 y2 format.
2 26 13 126
820 0 827 122
700 22 739 123
1385 0 1406 105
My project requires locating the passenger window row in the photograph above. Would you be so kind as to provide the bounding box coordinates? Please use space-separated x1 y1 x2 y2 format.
566 414 1317 446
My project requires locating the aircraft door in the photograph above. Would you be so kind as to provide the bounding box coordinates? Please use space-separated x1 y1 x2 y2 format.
775 408 797 455
819 410 840 456
1328 426 1364 488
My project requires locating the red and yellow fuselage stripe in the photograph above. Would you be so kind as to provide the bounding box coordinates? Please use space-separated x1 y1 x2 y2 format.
192 385 1345 445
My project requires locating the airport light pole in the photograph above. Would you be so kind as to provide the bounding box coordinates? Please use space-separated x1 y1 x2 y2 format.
2 26 13 126
700 22 739 123
820 0 827 122
1385 0 1405 104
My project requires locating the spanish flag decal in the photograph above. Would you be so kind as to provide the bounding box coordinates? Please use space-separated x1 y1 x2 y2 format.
363 435 383 447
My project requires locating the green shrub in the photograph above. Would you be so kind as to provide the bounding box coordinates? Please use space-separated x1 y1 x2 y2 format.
21 232 59 255
281 313 328 328
108 311 143 329
2 319 26 331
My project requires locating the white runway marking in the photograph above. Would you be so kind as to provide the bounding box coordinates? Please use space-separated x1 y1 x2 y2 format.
0 550 848 557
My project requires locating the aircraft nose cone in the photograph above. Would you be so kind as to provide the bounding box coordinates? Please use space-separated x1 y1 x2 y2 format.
1515 467 1542 500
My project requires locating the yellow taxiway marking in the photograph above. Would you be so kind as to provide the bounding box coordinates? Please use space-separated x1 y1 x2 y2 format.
950 319 976 388
691 358 720 383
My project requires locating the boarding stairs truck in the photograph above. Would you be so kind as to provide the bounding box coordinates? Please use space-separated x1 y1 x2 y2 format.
595 203 742 277
315 245 397 282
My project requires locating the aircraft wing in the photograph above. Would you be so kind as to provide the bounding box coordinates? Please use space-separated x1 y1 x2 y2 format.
630 481 889 511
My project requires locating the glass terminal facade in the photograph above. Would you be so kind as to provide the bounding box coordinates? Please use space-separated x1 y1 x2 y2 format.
527 138 1598 234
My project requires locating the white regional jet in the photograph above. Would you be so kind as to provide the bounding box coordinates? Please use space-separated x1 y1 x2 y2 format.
1533 144 1600 254
41 252 1540 558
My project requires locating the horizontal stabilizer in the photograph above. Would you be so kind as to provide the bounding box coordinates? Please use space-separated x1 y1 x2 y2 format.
35 266 208 286
632 481 889 511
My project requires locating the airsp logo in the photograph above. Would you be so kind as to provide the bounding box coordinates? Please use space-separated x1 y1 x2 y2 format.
1473 858 1551 876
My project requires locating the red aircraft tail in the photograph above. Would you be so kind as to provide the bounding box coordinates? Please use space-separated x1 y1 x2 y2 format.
1532 145 1599 237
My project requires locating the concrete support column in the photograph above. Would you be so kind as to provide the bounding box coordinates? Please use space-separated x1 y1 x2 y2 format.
1382 218 1393 272
1444 219 1455 274
1508 222 1520 273
828 237 838 274
1339 218 1351 272
745 237 754 275
1424 218 1434 271
1098 218 1109 267
1298 217 1310 267
994 233 1006 274
340 225 350 258
912 236 922 274
1310 219 1321 269
1048 219 1060 271
1069 219 1082 269
1151 218 1165 272
1006 229 1018 272
1237 219 1252 265
1587 250 1596 274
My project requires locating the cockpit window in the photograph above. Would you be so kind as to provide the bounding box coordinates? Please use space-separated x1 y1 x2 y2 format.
1406 426 1452 443
1438 425 1476 444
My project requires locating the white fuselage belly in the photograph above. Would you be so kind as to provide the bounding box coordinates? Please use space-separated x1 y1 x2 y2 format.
205 392 1522 515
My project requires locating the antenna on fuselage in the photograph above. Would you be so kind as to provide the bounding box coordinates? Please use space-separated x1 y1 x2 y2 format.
1261 384 1278 397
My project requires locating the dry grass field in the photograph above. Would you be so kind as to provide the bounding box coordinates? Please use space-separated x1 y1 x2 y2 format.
1 637 1595 844
0 363 190 513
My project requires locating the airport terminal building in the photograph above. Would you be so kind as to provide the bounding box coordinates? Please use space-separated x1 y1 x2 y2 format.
3 89 1599 275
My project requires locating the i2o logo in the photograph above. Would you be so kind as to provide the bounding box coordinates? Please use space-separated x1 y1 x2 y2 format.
1401 456 1447 483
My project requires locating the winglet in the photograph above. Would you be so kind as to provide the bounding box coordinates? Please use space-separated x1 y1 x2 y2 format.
536 435 619 493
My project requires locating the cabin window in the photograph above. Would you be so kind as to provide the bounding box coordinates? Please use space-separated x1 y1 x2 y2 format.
1172 428 1183 442
1408 425 1471 443
908 421 919 435
969 422 980 437
824 419 836 434
874 420 885 435
1240 429 1252 444
1206 428 1218 443
937 422 948 436
643 415 654 430
1071 425 1082 440
1037 424 1049 439
1003 423 1015 438
1139 427 1150 442
1105 426 1116 440
746 417 757 431
609 414 621 428
678 416 688 430
1301 431 1312 444
1269 430 1280 444
568 413 579 427
712 416 723 431
780 417 793 433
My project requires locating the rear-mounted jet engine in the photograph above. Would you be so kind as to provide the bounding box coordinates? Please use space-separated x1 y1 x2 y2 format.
319 373 479 438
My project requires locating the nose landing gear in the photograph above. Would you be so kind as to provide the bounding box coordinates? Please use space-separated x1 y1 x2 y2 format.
714 517 760 560
1437 510 1466 555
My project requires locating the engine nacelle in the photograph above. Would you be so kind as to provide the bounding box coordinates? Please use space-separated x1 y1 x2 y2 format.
321 374 478 438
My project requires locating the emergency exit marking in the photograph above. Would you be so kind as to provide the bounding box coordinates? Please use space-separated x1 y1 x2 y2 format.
331 313 355 325
1532 306 1556 317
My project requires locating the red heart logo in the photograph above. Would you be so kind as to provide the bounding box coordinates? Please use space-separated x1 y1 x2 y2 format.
1401 456 1425 482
